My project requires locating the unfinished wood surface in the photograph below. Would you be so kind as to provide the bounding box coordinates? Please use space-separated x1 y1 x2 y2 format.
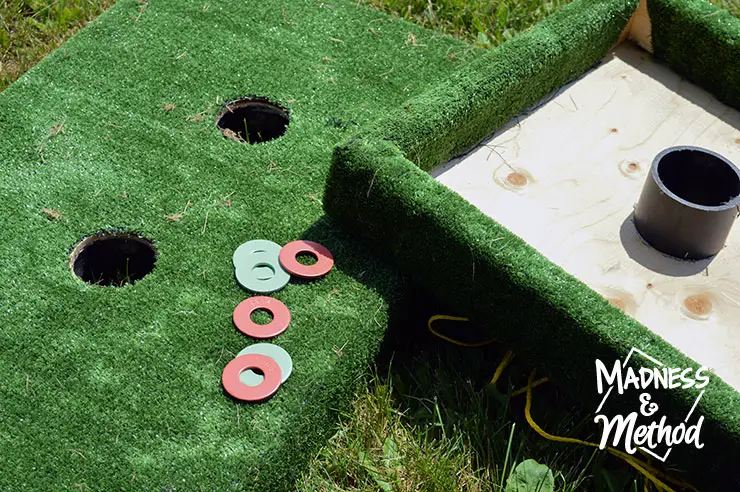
432 42 740 391
627 0 653 53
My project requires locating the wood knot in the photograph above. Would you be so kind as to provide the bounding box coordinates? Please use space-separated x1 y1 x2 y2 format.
607 298 627 312
506 172 528 187
683 294 712 316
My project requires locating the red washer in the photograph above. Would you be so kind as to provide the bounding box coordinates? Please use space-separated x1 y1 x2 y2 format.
279 240 334 279
222 354 282 402
233 296 291 339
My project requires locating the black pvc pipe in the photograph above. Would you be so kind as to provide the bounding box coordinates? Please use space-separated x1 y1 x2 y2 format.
634 146 740 260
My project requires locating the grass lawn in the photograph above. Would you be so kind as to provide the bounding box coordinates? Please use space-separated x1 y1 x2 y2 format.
298 306 633 491
3 0 737 91
2 1 739 491
1 0 116 90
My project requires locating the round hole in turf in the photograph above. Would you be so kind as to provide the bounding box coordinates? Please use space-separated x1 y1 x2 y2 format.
70 233 157 287
250 308 274 325
657 148 740 207
296 251 318 266
216 97 289 144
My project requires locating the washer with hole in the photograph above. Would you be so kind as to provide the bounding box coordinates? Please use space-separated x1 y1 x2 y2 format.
279 240 334 279
233 296 291 339
234 239 289 293
237 343 293 386
222 353 282 402
235 262 290 293
233 239 282 269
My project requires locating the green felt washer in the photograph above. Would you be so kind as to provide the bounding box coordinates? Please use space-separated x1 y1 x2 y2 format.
235 259 290 293
233 239 282 269
252 265 275 281
233 239 290 293
237 343 293 386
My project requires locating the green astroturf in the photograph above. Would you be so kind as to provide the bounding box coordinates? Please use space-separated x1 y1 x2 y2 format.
649 0 740 109
324 0 740 489
0 0 475 489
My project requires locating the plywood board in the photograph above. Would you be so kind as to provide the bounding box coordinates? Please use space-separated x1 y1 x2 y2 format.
432 42 740 390
625 0 653 53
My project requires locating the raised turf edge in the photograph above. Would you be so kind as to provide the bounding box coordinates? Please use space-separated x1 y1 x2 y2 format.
324 0 740 488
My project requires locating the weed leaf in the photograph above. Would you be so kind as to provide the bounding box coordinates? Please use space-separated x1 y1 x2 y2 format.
505 459 555 492
358 450 394 492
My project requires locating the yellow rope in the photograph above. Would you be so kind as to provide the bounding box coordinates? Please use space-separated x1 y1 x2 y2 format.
522 369 686 492
510 377 548 397
490 350 516 385
427 314 700 492
427 315 495 347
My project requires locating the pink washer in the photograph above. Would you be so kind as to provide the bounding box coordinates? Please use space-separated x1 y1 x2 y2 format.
233 296 291 339
222 354 282 402
279 240 334 279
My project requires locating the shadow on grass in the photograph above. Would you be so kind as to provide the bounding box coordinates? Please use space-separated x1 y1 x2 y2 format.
374 286 648 491
297 215 647 491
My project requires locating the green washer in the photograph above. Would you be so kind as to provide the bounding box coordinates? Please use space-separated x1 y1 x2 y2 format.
233 239 290 293
233 239 282 269
235 257 290 293
237 343 293 386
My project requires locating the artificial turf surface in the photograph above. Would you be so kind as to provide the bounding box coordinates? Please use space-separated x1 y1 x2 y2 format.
0 0 479 488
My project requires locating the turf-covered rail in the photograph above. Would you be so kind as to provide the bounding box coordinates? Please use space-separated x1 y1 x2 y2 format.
325 0 740 489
